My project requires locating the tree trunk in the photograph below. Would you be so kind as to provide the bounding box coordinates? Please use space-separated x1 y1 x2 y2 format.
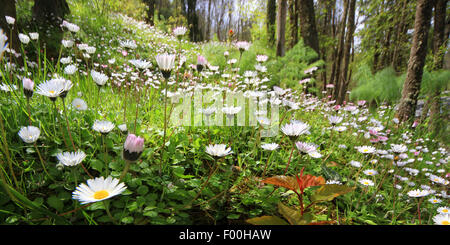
429 0 448 129
391 0 408 72
396 0 434 123
276 0 288 57
298 0 320 55
337 0 356 105
332 0 348 100
32 0 70 60
288 0 299 49
144 0 156 26
205 0 212 41
267 0 277 46
186 0 202 42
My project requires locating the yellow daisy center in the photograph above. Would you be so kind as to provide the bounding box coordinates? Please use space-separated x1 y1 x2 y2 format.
93 190 109 200
442 221 449 225
76 104 81 108
442 209 448 213
363 149 368 152
49 90 55 94
364 181 369 185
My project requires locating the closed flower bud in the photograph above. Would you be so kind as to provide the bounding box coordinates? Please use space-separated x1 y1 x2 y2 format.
123 134 144 162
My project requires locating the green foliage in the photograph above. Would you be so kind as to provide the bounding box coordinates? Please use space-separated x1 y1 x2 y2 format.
266 40 324 88
350 64 403 105
350 64 450 105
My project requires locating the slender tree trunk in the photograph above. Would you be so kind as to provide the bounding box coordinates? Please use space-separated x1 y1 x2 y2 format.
429 0 448 129
337 0 356 105
186 0 202 42
391 0 408 72
396 0 434 123
276 0 288 57
144 0 156 25
289 0 299 49
332 0 348 100
298 0 320 55
267 0 277 46
205 0 212 41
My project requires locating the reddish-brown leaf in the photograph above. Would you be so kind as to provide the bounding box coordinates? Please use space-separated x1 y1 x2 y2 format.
261 176 299 191
297 174 325 192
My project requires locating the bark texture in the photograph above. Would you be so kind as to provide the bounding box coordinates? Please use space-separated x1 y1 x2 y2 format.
276 0 288 57
396 0 434 123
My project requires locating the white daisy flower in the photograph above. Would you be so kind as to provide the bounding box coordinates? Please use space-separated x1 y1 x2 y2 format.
356 145 376 154
359 179 374 186
18 33 30 44
173 26 187 36
62 40 74 48
56 151 86 167
129 59 152 70
91 70 109 86
35 80 65 100
437 206 449 215
155 53 175 72
261 143 279 151
363 169 378 176
72 98 88 111
205 144 233 158
428 197 442 204
72 176 127 204
432 213 450 225
5 16 15 25
29 32 39 40
349 160 362 168
391 144 408 154
328 115 343 125
92 120 115 134
407 189 430 198
18 126 40 143
281 121 310 137
235 41 250 52
64 64 78 75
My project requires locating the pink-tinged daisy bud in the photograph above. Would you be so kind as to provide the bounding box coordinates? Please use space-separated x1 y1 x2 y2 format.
22 78 34 98
197 55 207 72
123 134 144 162
412 120 419 128
378 136 388 142
357 100 366 106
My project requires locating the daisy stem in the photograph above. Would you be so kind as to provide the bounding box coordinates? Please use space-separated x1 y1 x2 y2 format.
189 158 220 207
102 134 108 175
62 98 76 151
119 160 131 181
123 85 128 123
284 144 295 175
33 142 55 181
27 97 31 126
160 78 169 174
0 115 20 192
134 80 141 134
417 197 423 224
104 200 118 225
96 86 101 113
262 150 274 178
355 187 367 210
